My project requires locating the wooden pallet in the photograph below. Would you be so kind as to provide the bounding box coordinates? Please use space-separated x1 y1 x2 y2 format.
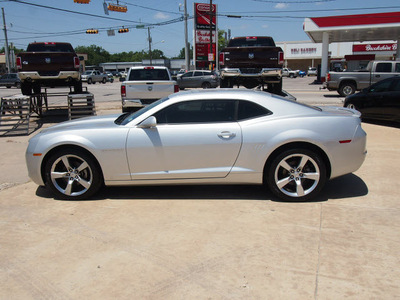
0 96 31 136
67 93 96 120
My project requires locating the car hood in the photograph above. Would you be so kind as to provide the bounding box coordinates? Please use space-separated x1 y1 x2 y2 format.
319 106 361 117
40 114 122 134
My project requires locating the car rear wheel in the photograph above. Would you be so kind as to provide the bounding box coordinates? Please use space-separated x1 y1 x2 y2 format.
266 148 327 201
87 78 92 84
44 148 103 200
102 77 107 84
202 82 211 89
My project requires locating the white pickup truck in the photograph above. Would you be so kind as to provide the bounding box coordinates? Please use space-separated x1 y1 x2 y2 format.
324 60 400 96
121 66 179 112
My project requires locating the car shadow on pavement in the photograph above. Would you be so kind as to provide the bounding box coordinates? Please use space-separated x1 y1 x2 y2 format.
35 174 368 202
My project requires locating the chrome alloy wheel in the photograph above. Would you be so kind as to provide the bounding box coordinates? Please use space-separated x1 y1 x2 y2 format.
274 153 320 198
50 154 93 197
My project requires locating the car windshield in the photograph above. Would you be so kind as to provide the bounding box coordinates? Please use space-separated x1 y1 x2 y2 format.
115 97 170 126
83 71 92 75
228 37 275 47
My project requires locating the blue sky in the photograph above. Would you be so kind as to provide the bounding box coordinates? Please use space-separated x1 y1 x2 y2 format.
1 0 400 57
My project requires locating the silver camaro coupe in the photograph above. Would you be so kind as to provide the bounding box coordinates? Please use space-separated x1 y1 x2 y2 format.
26 89 367 201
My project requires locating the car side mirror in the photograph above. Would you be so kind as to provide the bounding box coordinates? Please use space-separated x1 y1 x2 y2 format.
138 116 157 128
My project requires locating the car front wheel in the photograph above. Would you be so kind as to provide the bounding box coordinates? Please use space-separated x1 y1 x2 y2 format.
44 148 103 200
266 148 327 201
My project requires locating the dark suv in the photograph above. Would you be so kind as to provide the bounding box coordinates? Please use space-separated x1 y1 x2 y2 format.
0 73 21 88
176 70 219 89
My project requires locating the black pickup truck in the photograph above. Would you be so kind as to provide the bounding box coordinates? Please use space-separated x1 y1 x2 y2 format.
16 42 82 95
219 36 284 94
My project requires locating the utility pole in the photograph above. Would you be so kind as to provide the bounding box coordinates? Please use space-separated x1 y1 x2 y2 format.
148 27 152 65
184 0 189 71
2 8 11 73
209 0 213 70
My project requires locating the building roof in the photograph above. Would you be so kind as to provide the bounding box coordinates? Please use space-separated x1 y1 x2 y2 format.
304 11 400 43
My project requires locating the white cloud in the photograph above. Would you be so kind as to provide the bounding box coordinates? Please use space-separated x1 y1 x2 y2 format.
154 12 169 20
275 3 289 9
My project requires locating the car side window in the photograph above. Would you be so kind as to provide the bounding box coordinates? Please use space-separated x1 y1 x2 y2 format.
181 72 193 78
395 63 400 72
194 71 203 77
238 100 272 120
390 79 400 92
370 79 392 93
154 100 235 124
375 63 392 73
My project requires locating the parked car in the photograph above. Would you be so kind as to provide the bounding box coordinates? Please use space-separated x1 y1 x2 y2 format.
81 70 108 84
176 70 219 89
298 70 306 77
344 76 400 123
26 89 367 202
307 67 317 76
0 73 21 88
105 72 114 83
282 68 299 78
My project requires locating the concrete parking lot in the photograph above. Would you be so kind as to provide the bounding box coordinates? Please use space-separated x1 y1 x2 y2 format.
1 77 399 299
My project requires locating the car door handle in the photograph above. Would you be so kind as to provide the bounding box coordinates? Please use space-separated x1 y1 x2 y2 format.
218 131 236 139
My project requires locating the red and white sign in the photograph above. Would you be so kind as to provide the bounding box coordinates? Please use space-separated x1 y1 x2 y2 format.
194 2 217 67
353 43 397 52
195 30 216 44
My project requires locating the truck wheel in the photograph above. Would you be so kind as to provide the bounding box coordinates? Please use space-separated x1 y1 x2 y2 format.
243 81 258 89
102 77 107 84
20 82 32 95
33 85 41 95
267 78 283 95
338 83 355 97
74 81 83 94
220 78 233 88
87 78 92 84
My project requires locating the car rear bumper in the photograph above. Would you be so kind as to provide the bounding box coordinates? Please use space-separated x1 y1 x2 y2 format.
221 68 282 79
19 71 80 82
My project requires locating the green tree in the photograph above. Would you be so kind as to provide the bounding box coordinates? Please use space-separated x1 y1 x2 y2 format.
175 44 193 59
218 29 228 50
75 45 111 66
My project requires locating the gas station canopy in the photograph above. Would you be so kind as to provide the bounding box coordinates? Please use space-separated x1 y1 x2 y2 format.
304 11 400 43
303 11 400 80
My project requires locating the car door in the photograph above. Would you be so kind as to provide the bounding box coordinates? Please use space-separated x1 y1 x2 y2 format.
178 71 193 88
125 99 242 180
361 78 393 119
372 62 394 84
383 78 400 121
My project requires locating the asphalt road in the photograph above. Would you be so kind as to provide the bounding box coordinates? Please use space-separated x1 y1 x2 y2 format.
0 77 399 299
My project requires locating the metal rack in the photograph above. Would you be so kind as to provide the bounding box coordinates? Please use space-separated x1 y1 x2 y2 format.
68 93 96 120
0 95 31 136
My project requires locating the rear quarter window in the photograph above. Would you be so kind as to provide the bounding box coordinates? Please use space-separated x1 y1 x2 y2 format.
238 100 272 120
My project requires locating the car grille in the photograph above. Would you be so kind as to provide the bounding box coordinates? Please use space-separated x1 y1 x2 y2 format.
240 68 262 74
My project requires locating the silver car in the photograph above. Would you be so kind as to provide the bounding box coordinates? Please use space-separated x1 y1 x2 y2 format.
26 89 367 201
177 70 219 89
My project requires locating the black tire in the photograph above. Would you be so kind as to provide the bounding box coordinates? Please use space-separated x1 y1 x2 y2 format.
220 78 233 88
6 86 11 88
266 148 327 201
338 83 356 97
74 81 83 94
202 82 211 89
33 84 41 95
20 82 32 95
267 78 283 95
16 82 21 89
289 73 294 78
87 78 92 84
102 77 107 84
44 148 103 200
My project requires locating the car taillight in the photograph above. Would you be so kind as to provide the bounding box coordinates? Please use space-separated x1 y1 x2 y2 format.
278 52 284 65
174 84 179 93
16 57 22 69
121 85 126 97
219 52 225 65
144 67 154 70
327 73 331 81
74 56 80 69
